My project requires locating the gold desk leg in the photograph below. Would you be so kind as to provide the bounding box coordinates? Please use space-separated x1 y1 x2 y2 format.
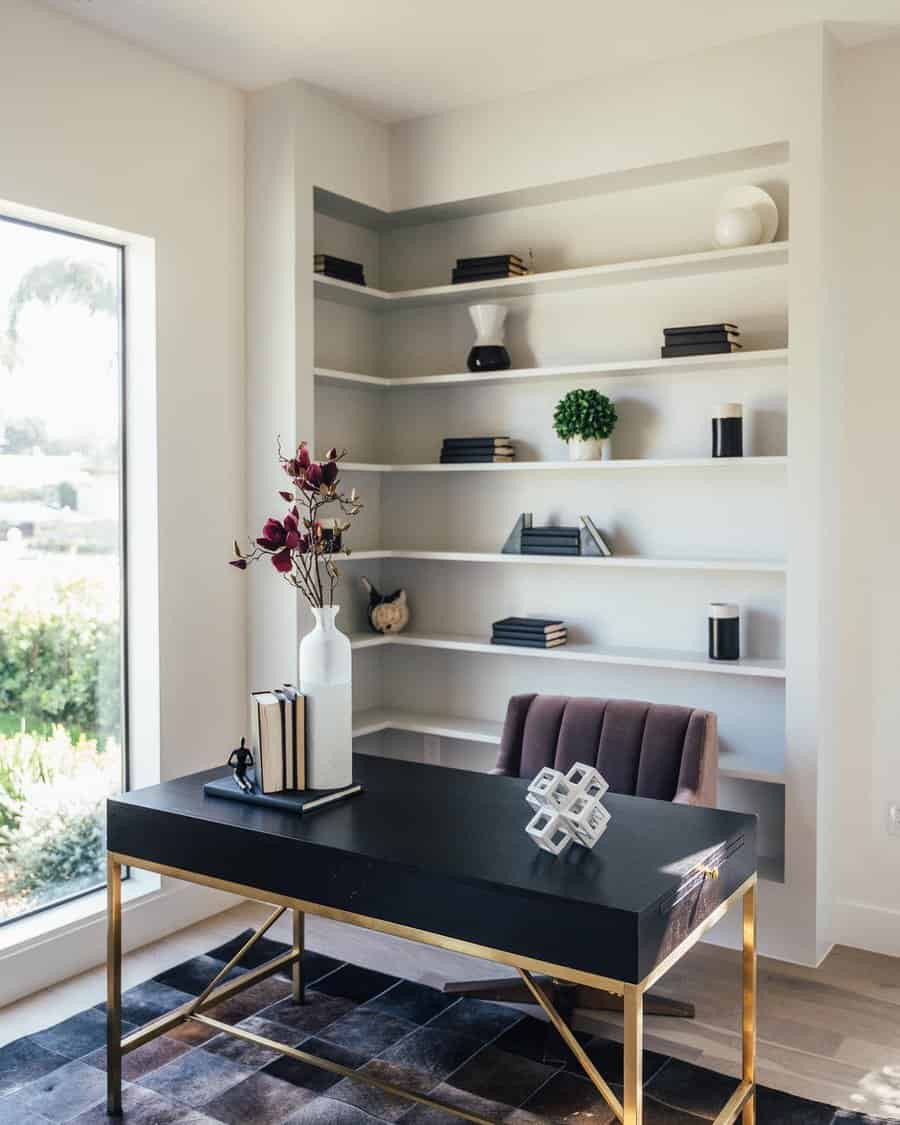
624 983 643 1124
742 880 758 1124
106 855 122 1116
292 909 305 1004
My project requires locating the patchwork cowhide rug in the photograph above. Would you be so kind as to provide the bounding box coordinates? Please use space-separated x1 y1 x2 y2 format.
0 930 890 1124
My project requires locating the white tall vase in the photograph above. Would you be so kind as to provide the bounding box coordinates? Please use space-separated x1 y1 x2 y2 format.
299 605 353 789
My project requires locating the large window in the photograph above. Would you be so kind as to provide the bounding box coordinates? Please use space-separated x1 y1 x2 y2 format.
0 215 125 924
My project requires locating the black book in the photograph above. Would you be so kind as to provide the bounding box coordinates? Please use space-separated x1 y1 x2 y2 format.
442 436 511 448
457 254 524 268
453 263 528 276
493 616 564 633
661 342 742 357
522 526 582 537
204 774 362 813
661 330 739 346
316 266 366 282
440 454 514 463
314 253 365 271
491 636 568 649
663 323 739 337
493 630 567 644
452 272 526 284
521 545 581 556
521 533 581 545
441 447 514 458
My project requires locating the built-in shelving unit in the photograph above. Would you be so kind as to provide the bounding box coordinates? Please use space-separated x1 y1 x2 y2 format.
315 347 789 388
349 631 785 679
314 241 788 310
313 142 792 900
341 456 786 474
346 549 784 572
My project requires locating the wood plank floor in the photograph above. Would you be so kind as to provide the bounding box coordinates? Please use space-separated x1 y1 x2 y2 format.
2 901 899 1120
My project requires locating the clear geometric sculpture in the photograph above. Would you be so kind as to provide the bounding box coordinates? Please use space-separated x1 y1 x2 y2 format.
524 762 611 854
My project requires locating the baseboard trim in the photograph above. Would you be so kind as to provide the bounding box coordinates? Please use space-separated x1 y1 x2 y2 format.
831 898 900 958
0 878 239 1009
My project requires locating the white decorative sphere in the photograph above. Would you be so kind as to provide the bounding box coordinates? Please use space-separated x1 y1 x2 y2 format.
714 206 763 248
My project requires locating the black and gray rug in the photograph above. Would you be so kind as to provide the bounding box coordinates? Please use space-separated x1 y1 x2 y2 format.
0 931 888 1124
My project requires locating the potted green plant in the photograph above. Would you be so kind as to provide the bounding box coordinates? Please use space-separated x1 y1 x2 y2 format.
553 388 618 461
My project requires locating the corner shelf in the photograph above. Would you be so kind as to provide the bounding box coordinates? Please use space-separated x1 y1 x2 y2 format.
351 708 785 785
315 348 788 389
349 631 786 679
340 456 787 474
313 241 789 311
344 549 785 574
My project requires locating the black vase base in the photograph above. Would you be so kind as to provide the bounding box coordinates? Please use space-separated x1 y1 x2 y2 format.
467 345 511 372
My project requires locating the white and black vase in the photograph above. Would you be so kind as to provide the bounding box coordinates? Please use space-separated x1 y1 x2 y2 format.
708 603 740 661
467 304 510 372
712 403 743 458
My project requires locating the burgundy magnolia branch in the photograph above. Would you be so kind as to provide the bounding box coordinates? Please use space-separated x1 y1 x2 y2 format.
230 441 363 608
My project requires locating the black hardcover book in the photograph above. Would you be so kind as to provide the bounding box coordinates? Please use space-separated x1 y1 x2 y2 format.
491 636 568 649
452 272 525 284
204 774 362 813
456 254 524 268
493 616 564 632
316 267 366 282
439 454 514 463
453 264 527 276
521 545 581 556
314 253 365 271
662 330 739 346
522 526 582 537
493 625 567 638
441 448 514 458
661 342 742 357
663 323 739 337
521 533 581 544
442 437 512 448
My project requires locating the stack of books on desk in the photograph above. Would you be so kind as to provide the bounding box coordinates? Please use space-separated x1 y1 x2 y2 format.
661 323 742 357
491 617 568 649
440 436 515 463
314 253 366 287
521 525 581 556
452 254 529 284
251 686 306 793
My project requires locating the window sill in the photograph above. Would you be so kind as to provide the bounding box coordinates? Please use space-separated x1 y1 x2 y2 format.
0 867 161 957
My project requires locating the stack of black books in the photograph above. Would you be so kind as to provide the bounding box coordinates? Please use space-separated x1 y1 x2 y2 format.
452 254 528 284
661 323 742 358
314 254 366 287
440 436 514 464
521 525 581 556
491 617 568 649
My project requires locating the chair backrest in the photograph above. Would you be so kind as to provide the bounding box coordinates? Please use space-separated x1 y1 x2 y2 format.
495 694 717 806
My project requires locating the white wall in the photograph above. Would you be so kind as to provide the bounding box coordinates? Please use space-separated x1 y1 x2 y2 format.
831 35 900 957
0 0 246 1001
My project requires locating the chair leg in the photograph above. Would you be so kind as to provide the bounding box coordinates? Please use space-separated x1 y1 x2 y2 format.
442 975 694 1018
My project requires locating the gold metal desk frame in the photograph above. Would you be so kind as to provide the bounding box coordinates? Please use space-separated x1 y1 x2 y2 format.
106 853 757 1125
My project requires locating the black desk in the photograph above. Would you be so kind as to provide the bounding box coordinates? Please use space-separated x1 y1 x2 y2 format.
106 753 758 1125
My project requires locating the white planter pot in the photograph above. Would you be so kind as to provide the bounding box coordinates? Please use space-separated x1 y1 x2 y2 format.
299 605 353 789
568 436 610 461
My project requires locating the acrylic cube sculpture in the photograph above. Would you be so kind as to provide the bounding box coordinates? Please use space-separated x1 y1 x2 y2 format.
525 762 611 855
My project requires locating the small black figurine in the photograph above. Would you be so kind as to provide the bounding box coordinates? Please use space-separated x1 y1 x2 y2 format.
228 737 256 793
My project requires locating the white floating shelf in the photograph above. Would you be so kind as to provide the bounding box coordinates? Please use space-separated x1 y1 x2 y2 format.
342 549 785 573
314 241 789 311
349 631 786 679
315 348 789 389
352 708 504 744
340 456 787 474
351 707 785 785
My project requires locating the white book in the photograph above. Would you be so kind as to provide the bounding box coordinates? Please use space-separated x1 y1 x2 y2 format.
252 691 285 794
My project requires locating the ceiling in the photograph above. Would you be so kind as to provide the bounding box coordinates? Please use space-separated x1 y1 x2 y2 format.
41 0 900 122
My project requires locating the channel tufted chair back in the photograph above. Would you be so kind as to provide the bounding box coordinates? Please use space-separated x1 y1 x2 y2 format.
494 693 717 806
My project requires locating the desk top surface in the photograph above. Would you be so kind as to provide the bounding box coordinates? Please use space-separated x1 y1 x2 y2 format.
110 753 754 917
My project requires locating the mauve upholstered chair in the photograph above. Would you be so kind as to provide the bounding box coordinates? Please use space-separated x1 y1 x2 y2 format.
493 693 717 807
443 693 718 1030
